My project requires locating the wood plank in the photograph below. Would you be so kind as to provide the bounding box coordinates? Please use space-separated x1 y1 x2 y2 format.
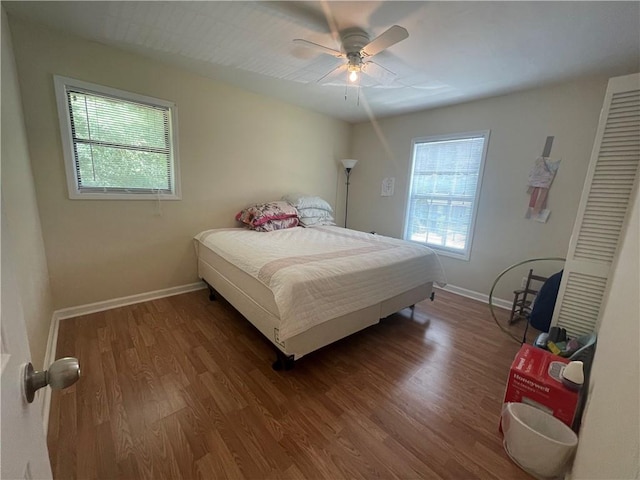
95 421 118 479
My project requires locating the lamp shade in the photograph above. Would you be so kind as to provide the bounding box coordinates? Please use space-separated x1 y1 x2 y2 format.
341 159 358 169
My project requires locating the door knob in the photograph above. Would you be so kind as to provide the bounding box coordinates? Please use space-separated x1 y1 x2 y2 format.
24 357 81 403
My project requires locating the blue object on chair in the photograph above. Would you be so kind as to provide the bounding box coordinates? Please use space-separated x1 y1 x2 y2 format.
529 270 563 332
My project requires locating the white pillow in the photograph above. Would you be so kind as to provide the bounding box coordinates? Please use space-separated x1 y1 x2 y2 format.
282 193 333 212
297 207 334 219
300 216 336 227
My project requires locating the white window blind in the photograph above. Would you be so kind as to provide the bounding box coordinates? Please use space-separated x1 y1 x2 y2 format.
54 76 180 200
404 131 489 260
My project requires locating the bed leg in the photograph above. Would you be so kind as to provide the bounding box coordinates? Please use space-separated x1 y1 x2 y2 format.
272 351 295 371
202 280 217 301
430 291 435 301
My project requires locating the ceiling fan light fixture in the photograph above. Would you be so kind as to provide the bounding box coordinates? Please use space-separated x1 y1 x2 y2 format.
347 56 361 83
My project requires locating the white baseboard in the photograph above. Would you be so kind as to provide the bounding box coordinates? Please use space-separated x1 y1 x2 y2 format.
41 281 207 433
54 281 207 320
436 283 512 310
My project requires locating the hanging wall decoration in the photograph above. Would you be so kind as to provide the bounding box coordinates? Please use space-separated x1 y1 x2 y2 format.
526 136 561 223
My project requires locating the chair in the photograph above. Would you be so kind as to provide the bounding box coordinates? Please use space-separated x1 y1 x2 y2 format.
509 269 548 325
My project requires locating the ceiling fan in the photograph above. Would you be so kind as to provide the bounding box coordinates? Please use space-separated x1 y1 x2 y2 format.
293 25 409 87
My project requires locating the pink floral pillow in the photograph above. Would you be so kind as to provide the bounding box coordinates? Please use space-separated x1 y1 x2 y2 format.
255 217 299 232
235 201 299 229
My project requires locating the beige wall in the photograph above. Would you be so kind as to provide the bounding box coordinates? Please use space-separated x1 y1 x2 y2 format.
350 78 608 300
569 187 639 479
8 17 350 309
1 11 54 370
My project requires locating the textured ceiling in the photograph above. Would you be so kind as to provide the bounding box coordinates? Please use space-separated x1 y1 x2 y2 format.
4 1 640 122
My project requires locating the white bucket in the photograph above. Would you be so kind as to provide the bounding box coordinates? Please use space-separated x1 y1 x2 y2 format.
502 402 578 478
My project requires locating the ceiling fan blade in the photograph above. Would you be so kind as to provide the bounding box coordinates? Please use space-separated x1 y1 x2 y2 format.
293 38 344 58
317 63 348 84
361 25 408 57
362 61 397 86
260 2 330 33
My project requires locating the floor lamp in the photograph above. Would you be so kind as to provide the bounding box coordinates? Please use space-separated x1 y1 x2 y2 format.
341 159 358 228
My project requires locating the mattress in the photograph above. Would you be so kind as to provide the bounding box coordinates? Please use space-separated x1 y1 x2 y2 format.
195 226 446 341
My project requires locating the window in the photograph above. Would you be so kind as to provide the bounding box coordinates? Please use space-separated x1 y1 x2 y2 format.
404 131 489 260
54 76 180 200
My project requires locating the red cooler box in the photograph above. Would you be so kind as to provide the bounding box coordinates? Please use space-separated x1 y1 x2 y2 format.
503 344 579 428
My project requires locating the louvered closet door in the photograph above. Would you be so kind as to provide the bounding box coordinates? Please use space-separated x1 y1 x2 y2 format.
552 73 640 337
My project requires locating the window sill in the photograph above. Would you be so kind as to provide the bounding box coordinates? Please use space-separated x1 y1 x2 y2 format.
406 239 470 261
431 248 471 261
68 192 182 201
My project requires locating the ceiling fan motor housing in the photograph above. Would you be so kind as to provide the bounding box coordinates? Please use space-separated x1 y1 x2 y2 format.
340 28 370 56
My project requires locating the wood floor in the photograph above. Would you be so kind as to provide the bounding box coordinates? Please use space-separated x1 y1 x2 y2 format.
48 289 534 479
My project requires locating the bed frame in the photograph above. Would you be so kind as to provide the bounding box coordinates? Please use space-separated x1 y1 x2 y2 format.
198 248 434 370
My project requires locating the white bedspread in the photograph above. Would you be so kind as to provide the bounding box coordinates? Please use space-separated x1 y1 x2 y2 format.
195 226 446 341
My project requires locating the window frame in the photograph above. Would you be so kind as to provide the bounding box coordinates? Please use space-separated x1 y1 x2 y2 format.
54 75 181 200
403 130 490 261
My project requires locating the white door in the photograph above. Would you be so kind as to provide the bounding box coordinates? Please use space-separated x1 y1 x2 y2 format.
1 212 53 479
551 73 640 336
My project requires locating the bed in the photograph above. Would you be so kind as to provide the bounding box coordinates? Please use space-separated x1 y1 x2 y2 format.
194 226 446 369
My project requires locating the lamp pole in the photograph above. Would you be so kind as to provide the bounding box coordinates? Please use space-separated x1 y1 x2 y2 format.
344 167 352 228
340 159 358 229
